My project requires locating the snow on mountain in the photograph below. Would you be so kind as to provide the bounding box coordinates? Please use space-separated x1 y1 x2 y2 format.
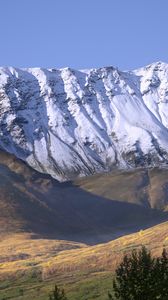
0 61 168 181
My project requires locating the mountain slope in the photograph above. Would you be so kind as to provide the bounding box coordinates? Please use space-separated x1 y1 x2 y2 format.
0 62 168 181
1 220 168 300
0 150 168 243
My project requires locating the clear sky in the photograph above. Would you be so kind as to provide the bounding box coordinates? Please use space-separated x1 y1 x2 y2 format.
0 0 167 70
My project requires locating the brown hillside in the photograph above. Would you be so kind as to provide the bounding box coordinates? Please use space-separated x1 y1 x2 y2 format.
0 150 168 243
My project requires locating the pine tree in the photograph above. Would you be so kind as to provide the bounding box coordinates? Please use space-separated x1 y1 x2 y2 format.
155 249 168 299
48 285 68 300
108 246 168 300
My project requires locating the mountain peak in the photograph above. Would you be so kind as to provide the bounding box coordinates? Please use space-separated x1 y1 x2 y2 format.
0 63 168 181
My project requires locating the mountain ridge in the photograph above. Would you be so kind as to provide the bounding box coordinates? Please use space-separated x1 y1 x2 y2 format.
0 61 168 181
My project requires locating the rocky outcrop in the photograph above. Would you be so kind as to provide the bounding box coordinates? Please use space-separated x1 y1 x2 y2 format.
0 62 168 181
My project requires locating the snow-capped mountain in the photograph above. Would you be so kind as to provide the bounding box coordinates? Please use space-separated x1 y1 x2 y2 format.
0 61 168 181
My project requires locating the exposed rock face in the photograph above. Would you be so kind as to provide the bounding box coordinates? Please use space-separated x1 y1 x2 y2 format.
0 61 168 181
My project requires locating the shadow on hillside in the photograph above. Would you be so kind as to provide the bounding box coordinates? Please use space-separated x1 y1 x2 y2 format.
28 180 168 245
0 154 168 245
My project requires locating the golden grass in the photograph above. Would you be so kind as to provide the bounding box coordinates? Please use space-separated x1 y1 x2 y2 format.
1 221 168 282
0 233 86 279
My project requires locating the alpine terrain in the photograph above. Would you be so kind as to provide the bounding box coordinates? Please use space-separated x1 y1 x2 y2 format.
0 61 168 181
1 61 168 300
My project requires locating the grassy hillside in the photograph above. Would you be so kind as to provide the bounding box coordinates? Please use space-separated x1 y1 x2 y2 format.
76 167 168 210
1 151 168 298
1 221 168 299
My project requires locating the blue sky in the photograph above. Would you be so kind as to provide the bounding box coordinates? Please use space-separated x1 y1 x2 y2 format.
0 0 167 70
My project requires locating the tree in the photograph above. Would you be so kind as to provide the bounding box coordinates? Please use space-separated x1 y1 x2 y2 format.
108 246 168 300
155 248 168 299
48 285 68 300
